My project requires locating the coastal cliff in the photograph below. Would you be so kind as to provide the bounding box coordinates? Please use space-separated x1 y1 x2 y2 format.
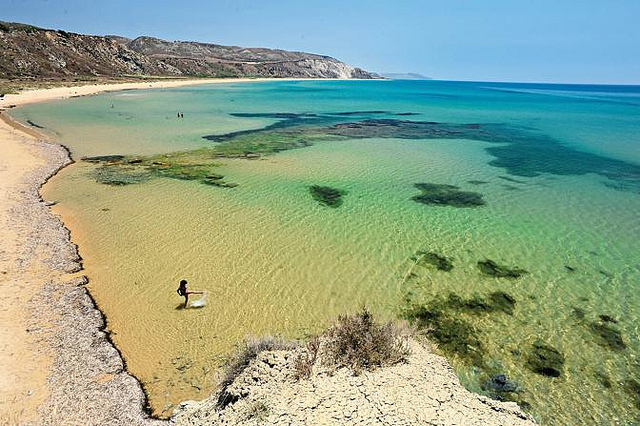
0 21 372 80
172 340 536 425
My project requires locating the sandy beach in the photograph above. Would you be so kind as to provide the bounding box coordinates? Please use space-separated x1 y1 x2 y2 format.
0 78 227 425
0 78 536 425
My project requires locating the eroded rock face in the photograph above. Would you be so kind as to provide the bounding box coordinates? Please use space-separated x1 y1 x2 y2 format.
172 341 536 425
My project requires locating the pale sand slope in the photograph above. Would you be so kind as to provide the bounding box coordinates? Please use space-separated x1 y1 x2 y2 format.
0 78 270 108
173 341 537 425
1 79 535 425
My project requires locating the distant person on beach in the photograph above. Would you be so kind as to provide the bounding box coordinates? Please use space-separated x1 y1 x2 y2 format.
176 279 203 308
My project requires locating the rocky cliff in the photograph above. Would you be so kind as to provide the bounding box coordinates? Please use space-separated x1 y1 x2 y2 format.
0 22 372 79
172 341 537 425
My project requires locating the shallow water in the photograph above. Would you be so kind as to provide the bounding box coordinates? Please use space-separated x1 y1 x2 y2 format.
14 80 640 423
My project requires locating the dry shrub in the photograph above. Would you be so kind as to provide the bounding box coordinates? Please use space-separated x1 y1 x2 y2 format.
294 337 320 380
321 307 410 375
217 336 297 409
243 399 270 422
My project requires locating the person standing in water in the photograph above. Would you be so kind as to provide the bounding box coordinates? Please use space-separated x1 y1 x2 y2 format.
176 279 203 308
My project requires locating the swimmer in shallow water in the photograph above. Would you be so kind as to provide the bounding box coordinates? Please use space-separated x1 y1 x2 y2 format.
176 279 203 308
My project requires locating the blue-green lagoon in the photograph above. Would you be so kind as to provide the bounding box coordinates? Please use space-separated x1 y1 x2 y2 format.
13 80 640 423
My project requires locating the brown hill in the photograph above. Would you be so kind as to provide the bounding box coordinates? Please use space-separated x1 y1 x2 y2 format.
0 21 372 79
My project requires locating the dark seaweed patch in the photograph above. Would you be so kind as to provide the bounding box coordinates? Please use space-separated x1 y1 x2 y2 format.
411 183 485 208
498 175 528 184
481 374 520 401
329 110 388 116
625 379 640 410
403 290 517 367
86 155 237 188
447 291 516 316
590 320 626 351
201 113 640 191
83 155 126 163
572 307 586 320
309 185 345 208
93 165 152 186
595 371 612 389
526 340 564 377
26 119 45 129
477 259 527 278
501 184 520 191
415 251 453 271
598 314 618 324
403 303 485 367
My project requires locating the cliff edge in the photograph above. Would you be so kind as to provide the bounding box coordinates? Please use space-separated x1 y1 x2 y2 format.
173 340 536 425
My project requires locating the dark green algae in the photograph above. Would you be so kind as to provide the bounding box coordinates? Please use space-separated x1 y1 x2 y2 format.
85 152 238 188
477 259 528 279
411 183 485 208
308 185 346 208
402 290 518 368
412 251 454 271
84 110 640 192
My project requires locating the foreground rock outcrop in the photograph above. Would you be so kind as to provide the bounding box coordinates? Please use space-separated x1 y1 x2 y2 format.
0 21 372 80
173 341 536 425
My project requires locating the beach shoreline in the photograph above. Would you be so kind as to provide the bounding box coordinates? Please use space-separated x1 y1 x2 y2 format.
0 77 536 425
0 77 232 424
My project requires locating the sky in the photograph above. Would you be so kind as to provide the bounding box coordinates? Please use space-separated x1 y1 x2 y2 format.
3 0 639 84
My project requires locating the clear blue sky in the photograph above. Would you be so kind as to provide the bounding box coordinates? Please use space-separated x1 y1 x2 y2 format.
3 0 639 84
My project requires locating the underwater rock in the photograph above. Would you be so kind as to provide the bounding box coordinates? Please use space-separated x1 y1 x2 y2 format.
625 379 640 410
446 291 516 315
572 307 586 320
477 259 527 278
26 119 45 129
202 179 238 188
403 304 485 367
309 185 345 208
416 251 453 271
83 155 125 163
411 183 485 208
595 371 612 389
526 340 564 377
498 175 528 184
598 314 618 324
205 173 224 180
590 320 626 351
92 165 151 186
487 291 517 315
481 374 520 400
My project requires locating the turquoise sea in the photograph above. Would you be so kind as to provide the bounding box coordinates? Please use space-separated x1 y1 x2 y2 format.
12 80 640 423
